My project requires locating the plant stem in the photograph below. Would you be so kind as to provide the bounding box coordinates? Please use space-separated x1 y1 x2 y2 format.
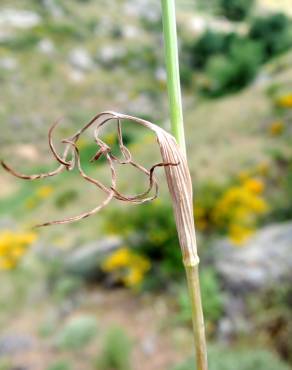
161 1 208 369
161 0 186 154
185 266 208 370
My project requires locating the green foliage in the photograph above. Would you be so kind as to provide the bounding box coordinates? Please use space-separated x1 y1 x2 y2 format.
0 359 12 370
40 61 55 77
264 155 292 222
171 345 291 370
0 18 88 52
38 319 56 338
35 21 88 41
46 361 71 370
128 45 159 70
249 283 292 365
180 65 193 88
0 33 40 51
190 30 228 69
218 0 255 21
176 269 224 325
55 189 78 209
249 13 292 60
0 267 35 322
56 315 98 351
52 276 82 302
205 39 263 96
96 327 132 370
104 202 183 282
188 13 292 95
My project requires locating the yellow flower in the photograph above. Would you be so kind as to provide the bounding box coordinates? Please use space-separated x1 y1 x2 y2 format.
17 232 37 245
243 178 265 194
36 185 54 199
11 246 25 258
212 179 268 245
0 259 17 270
102 247 151 287
229 224 253 245
0 230 37 270
124 268 144 287
102 247 132 271
269 121 284 136
277 93 292 108
248 197 269 213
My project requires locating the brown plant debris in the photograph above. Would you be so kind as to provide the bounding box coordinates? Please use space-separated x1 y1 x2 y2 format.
1 112 178 227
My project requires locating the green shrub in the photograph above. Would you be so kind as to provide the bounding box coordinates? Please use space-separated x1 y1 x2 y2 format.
218 0 255 21
40 61 55 77
55 189 78 209
180 65 193 88
0 359 11 370
96 327 132 370
38 319 57 338
46 361 71 370
205 39 262 96
176 268 224 325
104 202 183 282
194 181 227 232
249 13 292 60
248 283 292 364
172 345 291 370
52 276 82 302
0 33 40 51
36 21 87 41
264 155 292 222
190 31 228 69
56 315 98 351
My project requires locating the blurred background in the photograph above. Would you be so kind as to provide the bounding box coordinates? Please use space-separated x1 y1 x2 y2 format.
0 0 292 369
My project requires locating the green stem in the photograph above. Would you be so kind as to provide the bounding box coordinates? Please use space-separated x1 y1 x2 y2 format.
161 0 186 154
161 1 208 369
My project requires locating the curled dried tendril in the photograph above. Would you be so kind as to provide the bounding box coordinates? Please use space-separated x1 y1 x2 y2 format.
1 111 179 228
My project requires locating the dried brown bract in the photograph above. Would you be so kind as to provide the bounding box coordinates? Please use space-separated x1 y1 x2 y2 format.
1 111 198 266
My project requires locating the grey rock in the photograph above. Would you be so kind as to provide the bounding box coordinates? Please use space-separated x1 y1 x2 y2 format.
0 57 18 71
217 317 233 342
67 68 85 84
155 67 167 83
42 0 63 18
98 45 126 65
38 38 55 55
126 94 155 116
213 222 292 291
0 333 35 355
9 115 23 127
122 25 140 40
124 0 159 22
69 48 94 71
141 334 157 355
0 9 41 29
64 237 123 278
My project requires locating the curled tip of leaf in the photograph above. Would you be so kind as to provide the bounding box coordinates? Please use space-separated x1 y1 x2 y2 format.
1 111 198 264
1 112 176 223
